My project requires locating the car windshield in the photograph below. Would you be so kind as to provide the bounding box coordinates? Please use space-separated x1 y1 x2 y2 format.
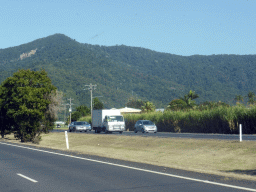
75 122 86 125
142 121 154 125
108 116 124 122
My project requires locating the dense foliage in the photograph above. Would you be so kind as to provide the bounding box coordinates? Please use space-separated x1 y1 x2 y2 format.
167 90 200 111
0 69 57 142
126 97 145 109
1 34 256 109
76 105 90 116
93 97 104 110
141 101 155 113
124 105 256 134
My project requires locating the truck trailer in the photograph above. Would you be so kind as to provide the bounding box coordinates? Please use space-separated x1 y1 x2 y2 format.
92 109 125 134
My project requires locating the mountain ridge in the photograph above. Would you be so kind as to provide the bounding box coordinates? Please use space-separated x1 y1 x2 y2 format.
1 33 256 108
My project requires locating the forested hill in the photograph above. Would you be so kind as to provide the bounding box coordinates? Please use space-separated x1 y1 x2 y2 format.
0 33 256 108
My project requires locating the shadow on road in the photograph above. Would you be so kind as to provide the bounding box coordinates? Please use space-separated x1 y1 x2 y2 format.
225 169 256 176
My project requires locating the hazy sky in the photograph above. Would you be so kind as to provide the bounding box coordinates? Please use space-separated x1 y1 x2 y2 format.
1 0 255 56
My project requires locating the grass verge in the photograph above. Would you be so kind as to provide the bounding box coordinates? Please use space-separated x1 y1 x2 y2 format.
2 132 256 181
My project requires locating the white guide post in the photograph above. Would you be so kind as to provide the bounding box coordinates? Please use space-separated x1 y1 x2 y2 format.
239 124 242 142
65 131 69 149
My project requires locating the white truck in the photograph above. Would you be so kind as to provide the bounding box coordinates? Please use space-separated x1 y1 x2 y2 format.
92 109 125 134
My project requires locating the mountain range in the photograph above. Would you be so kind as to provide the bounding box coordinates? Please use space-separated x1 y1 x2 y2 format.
1 34 256 108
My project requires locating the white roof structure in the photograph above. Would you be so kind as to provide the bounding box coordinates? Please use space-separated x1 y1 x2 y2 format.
155 108 165 112
119 107 141 113
54 121 65 125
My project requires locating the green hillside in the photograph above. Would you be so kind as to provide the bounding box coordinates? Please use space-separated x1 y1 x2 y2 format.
1 34 256 108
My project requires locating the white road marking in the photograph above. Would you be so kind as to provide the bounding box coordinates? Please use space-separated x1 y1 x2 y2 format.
1 142 256 191
17 173 38 183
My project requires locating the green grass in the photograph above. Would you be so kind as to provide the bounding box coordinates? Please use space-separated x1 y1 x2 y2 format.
78 116 91 123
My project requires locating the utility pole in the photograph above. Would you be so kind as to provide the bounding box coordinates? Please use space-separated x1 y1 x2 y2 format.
84 83 97 118
67 98 74 124
62 103 69 125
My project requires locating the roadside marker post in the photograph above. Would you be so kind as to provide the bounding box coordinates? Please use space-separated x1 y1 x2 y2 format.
65 131 69 149
239 124 242 142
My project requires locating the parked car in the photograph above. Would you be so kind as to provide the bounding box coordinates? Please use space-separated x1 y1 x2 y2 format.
134 120 157 133
56 124 61 128
85 122 92 131
69 121 90 132
68 122 75 132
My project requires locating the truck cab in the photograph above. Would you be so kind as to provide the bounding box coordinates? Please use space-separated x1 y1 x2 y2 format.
103 115 125 133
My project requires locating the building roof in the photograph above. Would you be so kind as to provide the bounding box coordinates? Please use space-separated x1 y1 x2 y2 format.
54 121 65 124
155 108 165 112
119 107 141 113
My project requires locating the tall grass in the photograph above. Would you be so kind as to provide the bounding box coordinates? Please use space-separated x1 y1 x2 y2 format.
78 106 256 134
124 105 256 134
78 116 92 124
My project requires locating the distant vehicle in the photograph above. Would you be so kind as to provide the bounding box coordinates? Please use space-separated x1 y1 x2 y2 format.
85 122 92 131
56 124 61 128
68 122 74 129
68 122 75 132
69 121 90 132
92 109 125 134
134 120 157 133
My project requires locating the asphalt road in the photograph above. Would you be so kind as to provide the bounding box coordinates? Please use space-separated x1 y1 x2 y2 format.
53 129 256 141
1 141 256 192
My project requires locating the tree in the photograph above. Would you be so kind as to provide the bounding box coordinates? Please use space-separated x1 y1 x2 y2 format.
179 90 199 108
71 111 82 122
247 91 255 105
167 90 199 111
235 95 244 103
234 95 244 105
0 99 13 138
166 99 187 111
41 90 63 134
126 97 145 109
0 69 57 142
76 105 90 116
141 101 155 113
93 97 104 110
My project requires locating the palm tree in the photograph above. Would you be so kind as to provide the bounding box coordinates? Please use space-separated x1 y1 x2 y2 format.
141 101 155 113
179 90 199 108
235 95 244 104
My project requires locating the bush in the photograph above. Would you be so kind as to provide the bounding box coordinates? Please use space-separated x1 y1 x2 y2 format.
71 111 82 122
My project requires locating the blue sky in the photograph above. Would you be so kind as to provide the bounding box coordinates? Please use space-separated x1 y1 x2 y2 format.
1 0 255 56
